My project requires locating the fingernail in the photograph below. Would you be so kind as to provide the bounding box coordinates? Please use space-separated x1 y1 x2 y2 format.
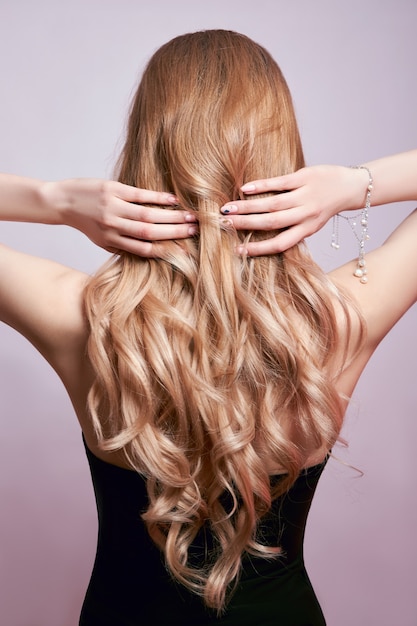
241 183 256 192
185 213 197 222
167 195 179 204
188 225 198 235
221 204 238 214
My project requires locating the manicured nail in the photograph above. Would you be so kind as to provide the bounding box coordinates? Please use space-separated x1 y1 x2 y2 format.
241 183 256 192
167 195 179 204
221 204 238 214
185 213 197 222
188 225 198 235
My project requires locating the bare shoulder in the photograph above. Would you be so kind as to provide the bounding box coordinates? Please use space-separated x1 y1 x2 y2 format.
329 208 417 349
0 243 90 375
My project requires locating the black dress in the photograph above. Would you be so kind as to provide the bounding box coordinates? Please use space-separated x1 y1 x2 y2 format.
80 438 327 626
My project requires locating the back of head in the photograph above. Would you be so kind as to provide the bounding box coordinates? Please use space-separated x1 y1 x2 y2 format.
119 29 304 211
85 30 353 612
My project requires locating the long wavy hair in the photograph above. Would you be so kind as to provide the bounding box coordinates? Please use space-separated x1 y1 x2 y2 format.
84 30 359 612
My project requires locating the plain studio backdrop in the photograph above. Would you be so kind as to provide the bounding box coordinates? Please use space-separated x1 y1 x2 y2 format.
0 1 416 625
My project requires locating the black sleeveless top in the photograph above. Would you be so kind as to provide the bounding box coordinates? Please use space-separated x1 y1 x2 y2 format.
80 438 327 626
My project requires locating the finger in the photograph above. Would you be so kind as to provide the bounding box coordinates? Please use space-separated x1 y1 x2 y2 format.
108 237 155 257
241 225 308 256
112 216 198 241
221 189 304 215
116 201 197 224
228 207 307 230
240 170 305 195
108 237 181 259
113 182 178 206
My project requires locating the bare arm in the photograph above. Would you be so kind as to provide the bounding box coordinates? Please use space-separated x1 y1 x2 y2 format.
362 150 417 206
0 174 197 256
331 208 417 348
0 242 89 382
219 150 417 359
0 173 196 379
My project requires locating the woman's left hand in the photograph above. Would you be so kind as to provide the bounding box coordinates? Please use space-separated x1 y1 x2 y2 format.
221 166 360 256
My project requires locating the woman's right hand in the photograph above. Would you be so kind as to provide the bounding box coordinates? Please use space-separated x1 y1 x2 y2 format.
45 179 198 257
221 166 369 256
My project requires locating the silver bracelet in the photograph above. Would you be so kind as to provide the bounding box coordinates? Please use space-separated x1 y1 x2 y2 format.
331 165 373 284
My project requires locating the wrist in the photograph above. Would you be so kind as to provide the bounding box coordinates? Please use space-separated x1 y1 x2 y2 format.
350 166 372 211
317 166 369 216
38 180 68 226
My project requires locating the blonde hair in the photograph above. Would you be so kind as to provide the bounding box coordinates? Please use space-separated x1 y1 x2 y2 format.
84 30 358 612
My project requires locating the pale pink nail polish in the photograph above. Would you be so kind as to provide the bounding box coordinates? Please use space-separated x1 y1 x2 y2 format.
241 184 256 192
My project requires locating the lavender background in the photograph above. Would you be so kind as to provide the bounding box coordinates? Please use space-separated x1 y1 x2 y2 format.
0 1 416 624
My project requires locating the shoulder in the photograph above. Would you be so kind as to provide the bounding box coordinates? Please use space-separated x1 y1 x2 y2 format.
0 243 90 376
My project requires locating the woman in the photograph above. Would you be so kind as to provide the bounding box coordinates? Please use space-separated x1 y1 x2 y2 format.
1 30 416 625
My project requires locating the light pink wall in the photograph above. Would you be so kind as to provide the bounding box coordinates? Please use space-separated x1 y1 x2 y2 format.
0 1 416 624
